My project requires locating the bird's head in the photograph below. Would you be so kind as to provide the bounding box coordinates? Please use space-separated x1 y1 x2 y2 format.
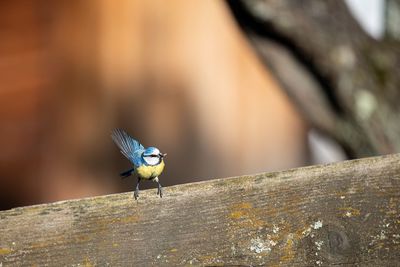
142 147 167 165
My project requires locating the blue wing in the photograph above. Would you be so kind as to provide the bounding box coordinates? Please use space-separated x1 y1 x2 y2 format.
111 129 144 167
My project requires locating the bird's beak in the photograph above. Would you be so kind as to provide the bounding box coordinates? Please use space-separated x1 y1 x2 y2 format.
161 153 167 158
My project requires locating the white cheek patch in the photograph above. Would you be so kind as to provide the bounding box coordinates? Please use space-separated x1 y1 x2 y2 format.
143 156 160 165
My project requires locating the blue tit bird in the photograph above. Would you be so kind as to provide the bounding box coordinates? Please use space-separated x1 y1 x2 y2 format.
111 129 166 199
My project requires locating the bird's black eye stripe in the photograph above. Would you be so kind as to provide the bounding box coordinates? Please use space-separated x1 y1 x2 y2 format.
150 155 158 157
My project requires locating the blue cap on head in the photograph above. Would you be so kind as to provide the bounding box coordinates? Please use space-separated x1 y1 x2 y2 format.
143 147 161 156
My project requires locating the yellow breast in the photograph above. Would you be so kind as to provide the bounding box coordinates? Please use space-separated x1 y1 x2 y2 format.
136 160 165 180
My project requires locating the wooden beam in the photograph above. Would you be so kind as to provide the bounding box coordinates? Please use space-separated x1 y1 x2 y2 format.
1 154 399 266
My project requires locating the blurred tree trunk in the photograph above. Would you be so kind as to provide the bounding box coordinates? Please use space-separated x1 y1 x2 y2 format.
386 0 400 40
227 0 400 158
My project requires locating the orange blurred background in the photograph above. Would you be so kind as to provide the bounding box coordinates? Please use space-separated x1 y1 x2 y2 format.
0 0 312 210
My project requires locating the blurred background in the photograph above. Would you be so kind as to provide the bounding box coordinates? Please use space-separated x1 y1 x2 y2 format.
0 0 399 210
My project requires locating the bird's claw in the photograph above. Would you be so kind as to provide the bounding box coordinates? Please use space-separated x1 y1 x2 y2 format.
134 189 139 200
157 187 163 198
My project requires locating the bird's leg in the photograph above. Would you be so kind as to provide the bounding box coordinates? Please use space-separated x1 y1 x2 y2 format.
134 177 141 200
157 182 163 198
153 177 163 198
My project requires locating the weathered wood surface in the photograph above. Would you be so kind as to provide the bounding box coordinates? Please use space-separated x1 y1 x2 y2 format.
1 154 399 266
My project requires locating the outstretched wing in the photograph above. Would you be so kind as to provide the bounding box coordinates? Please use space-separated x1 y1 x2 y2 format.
111 129 144 166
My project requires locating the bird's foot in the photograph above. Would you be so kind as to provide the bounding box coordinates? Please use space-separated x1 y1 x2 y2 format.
157 186 163 198
134 189 140 200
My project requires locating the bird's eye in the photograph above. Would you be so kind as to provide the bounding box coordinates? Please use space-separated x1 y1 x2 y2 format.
150 154 158 158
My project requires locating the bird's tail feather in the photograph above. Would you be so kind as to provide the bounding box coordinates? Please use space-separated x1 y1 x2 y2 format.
111 129 143 159
120 168 135 178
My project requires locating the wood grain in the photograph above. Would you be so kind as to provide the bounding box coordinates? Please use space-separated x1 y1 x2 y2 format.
1 154 399 266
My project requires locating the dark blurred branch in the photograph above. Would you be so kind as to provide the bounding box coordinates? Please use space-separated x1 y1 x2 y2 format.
227 0 400 158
